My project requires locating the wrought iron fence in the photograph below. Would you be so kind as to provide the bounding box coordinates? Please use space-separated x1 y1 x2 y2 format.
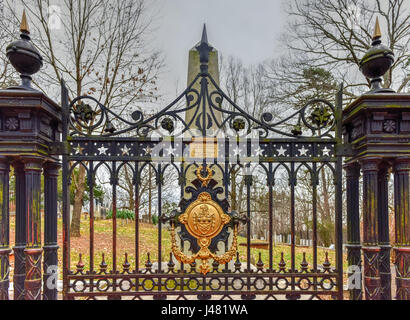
61 36 344 300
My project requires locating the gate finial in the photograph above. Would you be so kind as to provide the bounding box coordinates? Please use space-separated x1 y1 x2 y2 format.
6 9 43 89
201 24 208 44
372 16 381 41
359 16 394 93
20 9 29 34
196 24 213 68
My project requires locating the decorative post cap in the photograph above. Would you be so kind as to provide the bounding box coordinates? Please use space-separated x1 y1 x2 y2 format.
196 24 213 72
20 9 29 34
6 10 43 89
200 23 208 44
372 16 381 40
359 17 394 93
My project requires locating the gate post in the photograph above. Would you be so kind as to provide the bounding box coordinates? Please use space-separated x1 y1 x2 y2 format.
0 12 62 300
12 161 26 300
43 162 60 300
378 163 392 300
342 18 410 300
344 162 362 300
393 158 410 300
361 158 382 300
23 158 43 300
0 157 10 300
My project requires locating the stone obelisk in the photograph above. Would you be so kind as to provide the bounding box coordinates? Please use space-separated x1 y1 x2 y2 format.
185 24 224 190
180 25 232 270
185 24 222 133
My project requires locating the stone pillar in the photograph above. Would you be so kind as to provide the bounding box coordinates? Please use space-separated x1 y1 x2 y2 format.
185 26 224 193
0 157 10 300
182 26 227 268
186 25 222 136
13 161 26 300
361 158 381 300
377 163 391 300
342 17 410 300
393 158 410 300
344 162 362 300
43 162 60 300
0 10 62 300
24 158 43 300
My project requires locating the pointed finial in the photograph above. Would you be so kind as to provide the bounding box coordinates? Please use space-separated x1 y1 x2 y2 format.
234 251 241 272
20 9 29 34
372 16 381 41
196 24 213 69
6 8 43 89
201 24 208 44
359 15 395 93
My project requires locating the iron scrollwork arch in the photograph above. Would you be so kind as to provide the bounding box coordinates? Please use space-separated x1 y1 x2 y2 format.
67 69 336 139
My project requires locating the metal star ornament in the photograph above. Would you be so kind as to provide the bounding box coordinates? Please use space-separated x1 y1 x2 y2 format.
322 146 331 157
298 146 309 156
252 146 263 157
98 145 108 155
232 146 241 157
165 145 175 156
277 146 287 156
121 145 130 156
74 144 84 155
143 147 152 155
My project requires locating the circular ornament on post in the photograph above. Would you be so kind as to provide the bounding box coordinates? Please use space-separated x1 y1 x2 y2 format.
359 17 394 93
6 10 43 89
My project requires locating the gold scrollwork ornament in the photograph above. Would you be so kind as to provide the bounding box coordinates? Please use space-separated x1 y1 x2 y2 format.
170 192 238 275
196 165 213 187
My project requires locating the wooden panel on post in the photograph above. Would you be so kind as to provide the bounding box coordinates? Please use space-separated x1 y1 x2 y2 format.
23 158 43 300
361 159 381 300
0 157 10 300
12 161 26 300
377 163 391 300
43 162 60 300
393 159 410 300
344 162 362 300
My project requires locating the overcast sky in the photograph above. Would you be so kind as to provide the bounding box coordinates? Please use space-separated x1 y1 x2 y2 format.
150 0 286 102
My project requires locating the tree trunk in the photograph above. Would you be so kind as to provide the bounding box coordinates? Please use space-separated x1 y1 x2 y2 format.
321 169 331 222
320 168 334 246
129 188 134 211
124 165 134 210
71 165 86 237
148 166 152 224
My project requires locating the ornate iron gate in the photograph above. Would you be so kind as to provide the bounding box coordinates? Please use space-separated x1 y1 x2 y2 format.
61 35 344 300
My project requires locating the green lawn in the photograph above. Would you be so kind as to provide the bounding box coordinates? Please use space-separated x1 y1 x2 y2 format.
67 217 345 274
9 216 347 281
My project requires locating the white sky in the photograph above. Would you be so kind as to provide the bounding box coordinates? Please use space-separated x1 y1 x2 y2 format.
150 0 286 102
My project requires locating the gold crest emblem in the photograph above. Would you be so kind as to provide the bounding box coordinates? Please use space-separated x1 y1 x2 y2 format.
171 192 237 275
193 204 215 235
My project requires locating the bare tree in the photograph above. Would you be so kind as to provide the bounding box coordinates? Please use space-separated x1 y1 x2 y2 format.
220 56 276 228
1 0 163 236
261 1 410 246
265 0 410 107
0 3 20 88
221 56 275 119
116 163 177 218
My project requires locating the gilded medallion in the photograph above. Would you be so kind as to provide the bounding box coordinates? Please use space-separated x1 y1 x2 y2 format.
171 191 237 275
180 192 230 239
